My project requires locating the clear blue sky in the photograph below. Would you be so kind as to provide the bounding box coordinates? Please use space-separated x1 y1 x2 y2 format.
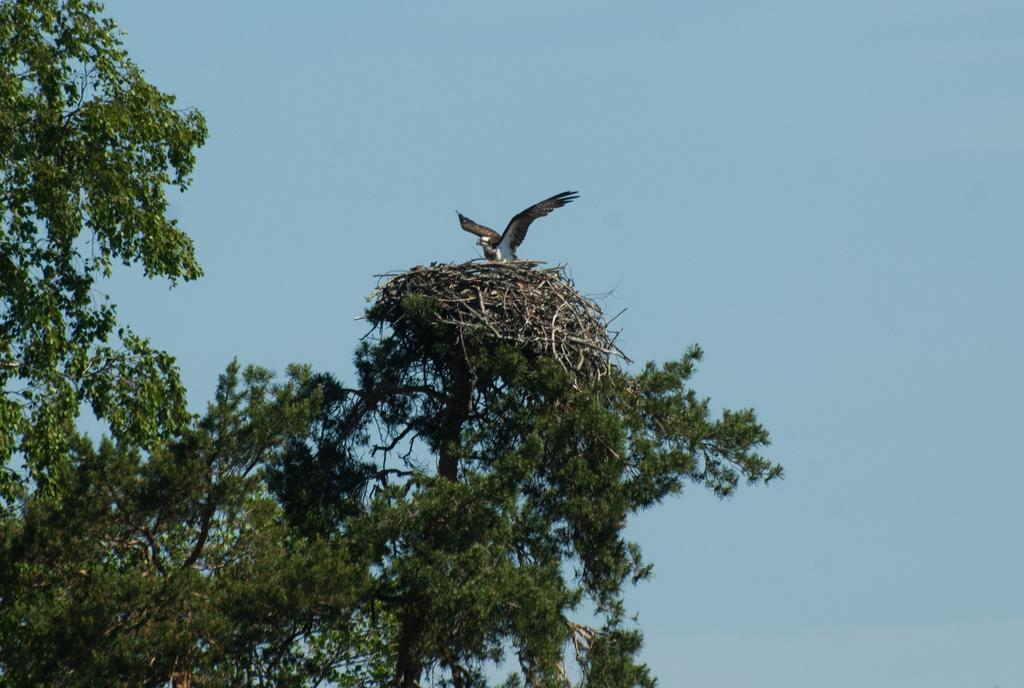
100 2 1023 685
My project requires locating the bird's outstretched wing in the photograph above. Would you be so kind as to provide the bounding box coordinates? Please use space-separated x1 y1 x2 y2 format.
457 212 501 245
500 191 579 255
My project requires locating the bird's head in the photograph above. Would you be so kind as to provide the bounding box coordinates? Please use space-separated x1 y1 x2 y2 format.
478 238 498 260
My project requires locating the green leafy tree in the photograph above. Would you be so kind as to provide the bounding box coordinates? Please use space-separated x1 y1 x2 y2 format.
0 0 207 498
269 289 783 687
0 362 396 687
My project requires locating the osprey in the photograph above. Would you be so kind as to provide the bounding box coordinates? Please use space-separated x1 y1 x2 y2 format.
457 191 579 261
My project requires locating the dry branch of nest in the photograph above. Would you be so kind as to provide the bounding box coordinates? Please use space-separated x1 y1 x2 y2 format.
368 261 629 385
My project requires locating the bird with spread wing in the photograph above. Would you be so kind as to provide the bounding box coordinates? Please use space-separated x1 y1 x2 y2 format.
457 191 579 261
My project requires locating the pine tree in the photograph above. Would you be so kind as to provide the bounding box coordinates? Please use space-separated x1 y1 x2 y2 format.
0 362 397 686
270 263 782 686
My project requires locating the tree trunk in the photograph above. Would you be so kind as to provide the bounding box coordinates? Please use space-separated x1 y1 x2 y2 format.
394 607 424 687
395 351 473 684
437 350 471 482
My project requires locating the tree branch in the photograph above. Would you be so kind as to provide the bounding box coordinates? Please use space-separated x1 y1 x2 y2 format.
140 525 166 575
181 495 217 570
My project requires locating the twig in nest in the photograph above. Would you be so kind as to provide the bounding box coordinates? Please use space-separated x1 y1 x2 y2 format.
367 261 630 386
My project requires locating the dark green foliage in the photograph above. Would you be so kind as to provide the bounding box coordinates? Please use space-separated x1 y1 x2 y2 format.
0 0 207 497
0 362 396 686
0 4 781 685
577 616 654 688
0 3 396 684
287 293 783 686
267 373 378 538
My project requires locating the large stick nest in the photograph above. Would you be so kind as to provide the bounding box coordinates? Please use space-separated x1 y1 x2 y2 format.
368 261 629 385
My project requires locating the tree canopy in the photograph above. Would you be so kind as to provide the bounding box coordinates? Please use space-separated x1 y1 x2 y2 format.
0 3 782 686
269 277 780 686
1 362 396 686
0 0 207 499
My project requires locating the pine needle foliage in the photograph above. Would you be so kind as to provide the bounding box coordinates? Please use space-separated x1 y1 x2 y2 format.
271 263 783 687
0 362 397 687
0 4 782 684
